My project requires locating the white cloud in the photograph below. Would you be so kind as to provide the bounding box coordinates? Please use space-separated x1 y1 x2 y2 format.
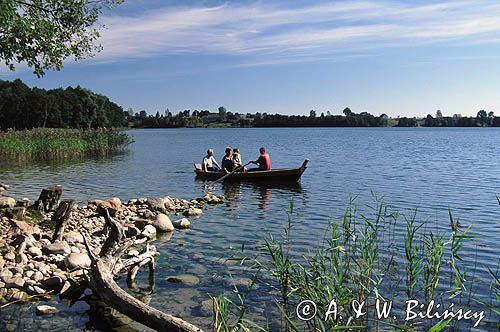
62 1 500 65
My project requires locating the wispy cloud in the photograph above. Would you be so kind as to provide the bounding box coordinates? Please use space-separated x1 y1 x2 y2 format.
8 0 500 71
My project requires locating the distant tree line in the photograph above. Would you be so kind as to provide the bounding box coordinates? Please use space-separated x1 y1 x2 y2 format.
129 107 389 128
422 110 500 127
251 108 388 127
128 106 251 128
2 79 499 130
0 79 128 130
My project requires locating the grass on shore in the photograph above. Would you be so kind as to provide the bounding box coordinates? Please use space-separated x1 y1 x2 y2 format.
0 128 133 160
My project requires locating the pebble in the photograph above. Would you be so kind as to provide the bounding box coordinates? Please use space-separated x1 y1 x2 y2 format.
125 226 141 238
167 274 200 286
0 192 214 310
43 241 71 255
42 276 64 290
36 305 58 315
0 269 13 282
28 246 43 257
63 232 84 244
172 218 191 229
142 224 157 238
10 266 23 275
0 197 16 208
199 299 214 317
128 249 140 257
16 253 28 265
5 277 25 289
4 252 15 261
64 253 91 269
142 210 154 219
33 286 45 295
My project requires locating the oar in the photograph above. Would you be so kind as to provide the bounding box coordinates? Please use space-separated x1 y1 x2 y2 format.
213 162 252 183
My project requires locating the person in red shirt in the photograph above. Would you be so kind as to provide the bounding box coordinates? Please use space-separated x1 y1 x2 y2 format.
249 147 271 171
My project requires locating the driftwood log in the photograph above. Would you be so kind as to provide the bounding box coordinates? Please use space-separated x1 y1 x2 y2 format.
34 185 63 213
81 208 203 332
52 200 77 242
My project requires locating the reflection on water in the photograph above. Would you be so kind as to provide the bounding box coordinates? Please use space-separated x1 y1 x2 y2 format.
0 128 499 331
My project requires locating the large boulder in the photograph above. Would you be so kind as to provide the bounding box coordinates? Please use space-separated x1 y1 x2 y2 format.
0 197 15 208
64 253 91 269
154 214 174 232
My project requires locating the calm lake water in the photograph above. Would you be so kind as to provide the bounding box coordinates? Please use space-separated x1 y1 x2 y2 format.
0 127 499 331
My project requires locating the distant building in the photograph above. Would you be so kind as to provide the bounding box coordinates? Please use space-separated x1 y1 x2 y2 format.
453 114 462 118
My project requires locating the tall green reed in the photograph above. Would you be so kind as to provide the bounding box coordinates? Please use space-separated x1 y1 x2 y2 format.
211 198 492 332
0 128 132 160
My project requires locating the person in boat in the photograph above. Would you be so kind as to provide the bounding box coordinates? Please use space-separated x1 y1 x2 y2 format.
249 147 271 171
202 149 221 172
221 147 235 173
232 147 245 171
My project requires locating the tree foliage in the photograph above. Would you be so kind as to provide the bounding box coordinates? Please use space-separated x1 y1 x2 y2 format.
423 113 500 127
0 79 127 130
0 0 122 76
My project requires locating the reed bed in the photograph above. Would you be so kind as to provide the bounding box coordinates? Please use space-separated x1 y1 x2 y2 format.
212 197 499 331
0 128 132 160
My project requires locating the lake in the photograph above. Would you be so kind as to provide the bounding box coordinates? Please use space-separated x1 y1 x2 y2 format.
0 127 499 331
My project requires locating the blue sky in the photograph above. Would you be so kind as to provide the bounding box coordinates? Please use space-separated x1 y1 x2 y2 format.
2 0 500 117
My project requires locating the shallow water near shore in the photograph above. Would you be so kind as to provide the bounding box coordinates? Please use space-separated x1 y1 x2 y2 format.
0 127 499 331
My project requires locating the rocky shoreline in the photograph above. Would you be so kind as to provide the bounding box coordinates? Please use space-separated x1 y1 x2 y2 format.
0 183 223 314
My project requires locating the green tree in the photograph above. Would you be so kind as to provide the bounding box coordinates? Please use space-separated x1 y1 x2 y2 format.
343 107 353 116
0 0 122 76
477 110 487 118
424 114 436 127
218 106 227 121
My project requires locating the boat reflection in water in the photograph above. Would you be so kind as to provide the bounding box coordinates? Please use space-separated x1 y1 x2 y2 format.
197 178 303 219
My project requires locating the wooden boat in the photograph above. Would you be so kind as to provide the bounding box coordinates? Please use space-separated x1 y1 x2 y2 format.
194 159 309 182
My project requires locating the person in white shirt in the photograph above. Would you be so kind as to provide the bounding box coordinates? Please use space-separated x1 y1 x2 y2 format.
202 149 221 172
232 147 242 167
